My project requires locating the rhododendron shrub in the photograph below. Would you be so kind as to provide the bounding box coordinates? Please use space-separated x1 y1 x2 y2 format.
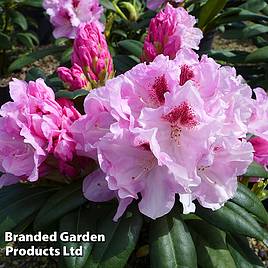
141 4 203 62
58 22 114 90
43 0 103 38
71 50 261 220
0 79 81 186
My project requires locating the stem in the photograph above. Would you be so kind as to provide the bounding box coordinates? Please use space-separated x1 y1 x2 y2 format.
112 1 128 21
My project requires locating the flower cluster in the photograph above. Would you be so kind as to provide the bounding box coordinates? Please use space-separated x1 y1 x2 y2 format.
43 0 103 39
58 22 114 90
70 49 265 220
0 79 81 187
141 4 203 62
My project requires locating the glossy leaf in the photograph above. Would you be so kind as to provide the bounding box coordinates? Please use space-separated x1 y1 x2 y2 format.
187 219 236 268
0 32 11 50
8 46 65 72
150 210 197 268
113 55 139 74
26 67 46 81
55 89 88 100
85 207 143 268
117 40 143 58
195 202 267 241
59 207 97 268
0 185 56 246
243 161 268 178
198 0 228 29
10 11 28 31
17 33 35 49
34 181 87 230
232 182 268 224
226 234 264 268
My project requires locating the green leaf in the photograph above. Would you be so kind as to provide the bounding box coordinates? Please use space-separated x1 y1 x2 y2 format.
0 184 56 246
150 209 197 268
244 161 268 178
26 67 46 81
59 207 97 268
226 234 264 268
232 182 268 224
215 8 268 26
239 0 267 12
8 46 65 72
85 207 143 268
100 0 116 11
117 40 143 58
61 47 73 64
198 0 228 29
0 32 11 50
246 46 268 63
10 11 28 31
17 33 35 49
195 202 267 241
22 0 43 7
208 50 248 64
55 89 89 100
34 181 87 230
113 55 139 75
187 219 236 268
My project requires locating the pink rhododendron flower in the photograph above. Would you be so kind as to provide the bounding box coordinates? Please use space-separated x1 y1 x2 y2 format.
249 137 268 167
74 50 255 220
141 4 203 62
43 0 103 39
0 78 81 186
248 88 268 140
58 22 114 90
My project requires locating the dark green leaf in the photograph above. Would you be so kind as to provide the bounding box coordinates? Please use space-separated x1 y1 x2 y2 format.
26 67 46 82
17 33 35 49
208 50 248 64
232 182 268 224
198 0 228 29
22 0 43 7
244 161 268 178
10 11 28 31
239 0 267 12
117 39 143 58
0 32 11 50
85 207 143 268
34 181 86 230
150 209 197 268
61 47 73 64
100 0 116 11
59 207 97 268
8 46 65 72
187 219 236 268
55 89 88 100
113 55 139 74
227 234 264 268
195 202 267 241
0 184 56 246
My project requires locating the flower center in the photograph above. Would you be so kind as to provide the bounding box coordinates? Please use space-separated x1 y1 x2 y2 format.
179 65 194 86
150 75 169 106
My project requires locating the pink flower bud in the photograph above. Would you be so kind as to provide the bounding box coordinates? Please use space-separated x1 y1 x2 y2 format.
249 137 268 167
57 64 89 90
141 4 202 62
71 22 114 87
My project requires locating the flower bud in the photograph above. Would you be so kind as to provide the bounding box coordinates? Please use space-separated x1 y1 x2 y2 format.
72 22 114 88
57 64 89 90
